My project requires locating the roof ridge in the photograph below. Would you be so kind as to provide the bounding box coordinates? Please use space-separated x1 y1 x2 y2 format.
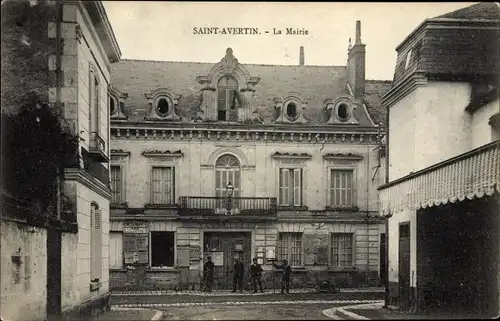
115 58 346 69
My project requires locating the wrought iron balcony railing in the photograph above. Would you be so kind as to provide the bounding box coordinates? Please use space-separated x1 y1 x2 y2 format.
88 131 108 162
178 196 277 216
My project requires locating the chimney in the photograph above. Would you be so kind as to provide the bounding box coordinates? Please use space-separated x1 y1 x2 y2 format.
347 20 366 98
299 46 305 66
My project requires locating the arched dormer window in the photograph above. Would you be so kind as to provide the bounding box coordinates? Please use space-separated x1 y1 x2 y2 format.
109 86 128 120
273 92 308 124
144 88 182 121
324 96 359 125
217 75 239 122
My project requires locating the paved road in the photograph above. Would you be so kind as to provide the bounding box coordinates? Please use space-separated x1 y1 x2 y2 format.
159 303 341 320
111 291 384 306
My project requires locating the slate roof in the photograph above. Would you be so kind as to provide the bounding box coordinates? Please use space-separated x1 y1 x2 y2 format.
434 2 500 20
110 56 391 126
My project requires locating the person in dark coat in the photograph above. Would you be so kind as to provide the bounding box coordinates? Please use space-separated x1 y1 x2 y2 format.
203 256 215 293
250 258 264 293
273 259 292 294
232 257 245 293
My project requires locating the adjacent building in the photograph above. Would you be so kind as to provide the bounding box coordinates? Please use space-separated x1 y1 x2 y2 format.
379 2 499 317
108 22 392 291
1 1 121 320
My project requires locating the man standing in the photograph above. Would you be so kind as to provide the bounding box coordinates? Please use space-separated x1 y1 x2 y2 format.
232 257 245 293
203 256 215 293
273 259 292 294
250 258 264 293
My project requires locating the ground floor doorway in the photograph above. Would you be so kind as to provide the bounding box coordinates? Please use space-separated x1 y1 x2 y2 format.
416 193 499 317
203 231 252 290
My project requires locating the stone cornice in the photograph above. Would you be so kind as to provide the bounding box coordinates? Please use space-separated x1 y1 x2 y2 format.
142 150 184 158
323 153 363 161
382 72 428 109
272 152 312 160
64 168 111 200
111 126 381 145
111 149 130 157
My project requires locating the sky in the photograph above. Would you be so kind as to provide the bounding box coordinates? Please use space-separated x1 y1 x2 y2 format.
102 1 479 80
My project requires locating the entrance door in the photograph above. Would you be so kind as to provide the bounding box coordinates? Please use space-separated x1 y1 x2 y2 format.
204 232 251 290
398 223 411 311
46 229 62 317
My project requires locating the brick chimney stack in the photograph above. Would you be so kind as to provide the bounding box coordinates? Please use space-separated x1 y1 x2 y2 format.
347 20 366 98
299 46 305 66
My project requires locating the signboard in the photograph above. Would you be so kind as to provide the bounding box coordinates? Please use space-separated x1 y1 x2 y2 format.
123 221 148 234
202 221 264 230
205 251 224 266
177 246 190 267
266 246 276 260
189 246 200 262
123 233 149 264
303 232 329 265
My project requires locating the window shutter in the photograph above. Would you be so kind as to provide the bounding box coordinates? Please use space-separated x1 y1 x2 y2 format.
152 167 162 204
110 233 123 269
293 169 301 206
217 89 226 111
163 167 172 204
95 209 102 279
280 169 290 206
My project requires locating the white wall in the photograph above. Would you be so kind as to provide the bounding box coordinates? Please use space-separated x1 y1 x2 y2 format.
472 98 499 149
0 221 47 321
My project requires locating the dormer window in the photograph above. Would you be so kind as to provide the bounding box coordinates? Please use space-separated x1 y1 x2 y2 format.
109 96 116 115
156 98 170 117
109 86 128 120
285 102 299 121
217 75 239 121
405 49 413 70
336 103 351 122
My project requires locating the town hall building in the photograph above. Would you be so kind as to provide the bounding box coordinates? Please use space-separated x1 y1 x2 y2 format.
107 22 392 291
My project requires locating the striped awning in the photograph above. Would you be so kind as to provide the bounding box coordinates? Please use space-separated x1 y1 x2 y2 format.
379 141 499 215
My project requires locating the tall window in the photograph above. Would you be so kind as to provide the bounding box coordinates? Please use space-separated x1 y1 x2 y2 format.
111 165 122 204
329 169 355 207
109 232 123 269
215 154 241 212
217 75 239 121
278 232 302 267
330 233 354 267
279 168 302 206
90 202 102 281
151 167 175 204
151 232 175 267
89 68 100 134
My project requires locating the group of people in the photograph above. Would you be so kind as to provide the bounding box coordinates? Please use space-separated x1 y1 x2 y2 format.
203 256 292 294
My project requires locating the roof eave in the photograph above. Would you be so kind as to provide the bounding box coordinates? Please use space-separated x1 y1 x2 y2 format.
88 1 122 63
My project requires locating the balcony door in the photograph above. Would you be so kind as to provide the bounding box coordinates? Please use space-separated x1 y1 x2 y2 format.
215 154 241 214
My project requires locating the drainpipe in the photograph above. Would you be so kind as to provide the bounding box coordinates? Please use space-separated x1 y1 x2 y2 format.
55 0 62 220
365 142 370 285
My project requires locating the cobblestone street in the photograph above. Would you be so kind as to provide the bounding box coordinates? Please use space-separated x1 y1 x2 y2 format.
159 303 338 320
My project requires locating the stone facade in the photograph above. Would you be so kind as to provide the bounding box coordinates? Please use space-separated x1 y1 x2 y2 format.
380 3 500 316
0 1 120 320
108 21 391 291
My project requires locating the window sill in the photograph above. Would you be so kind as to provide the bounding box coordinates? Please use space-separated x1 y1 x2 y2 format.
328 266 357 272
145 203 178 209
324 206 359 212
110 268 127 272
90 280 101 292
147 267 178 272
277 206 309 211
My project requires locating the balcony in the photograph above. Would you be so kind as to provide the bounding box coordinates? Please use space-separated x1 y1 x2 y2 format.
88 131 108 162
178 196 277 217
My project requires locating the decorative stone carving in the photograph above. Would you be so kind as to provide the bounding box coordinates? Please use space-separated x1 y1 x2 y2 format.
142 149 183 163
323 153 363 166
144 88 182 121
324 96 360 125
273 92 308 124
272 151 311 165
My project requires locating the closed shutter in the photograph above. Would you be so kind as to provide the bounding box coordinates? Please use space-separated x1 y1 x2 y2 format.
90 205 102 280
110 233 123 269
293 169 301 206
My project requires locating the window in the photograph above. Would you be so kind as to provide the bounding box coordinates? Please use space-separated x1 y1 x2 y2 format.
111 165 123 204
217 75 239 121
151 232 175 268
151 167 175 204
329 169 355 208
109 232 123 269
285 102 298 120
109 96 116 115
278 232 302 267
336 103 350 121
89 68 100 134
330 233 354 267
156 98 169 117
90 202 102 281
215 154 241 211
279 168 302 206
404 49 412 70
